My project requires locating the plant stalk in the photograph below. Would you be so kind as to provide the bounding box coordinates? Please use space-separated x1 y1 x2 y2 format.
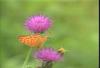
22 48 33 68
41 61 53 68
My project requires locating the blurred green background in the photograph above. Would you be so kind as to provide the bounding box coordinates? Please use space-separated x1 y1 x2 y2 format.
0 0 98 68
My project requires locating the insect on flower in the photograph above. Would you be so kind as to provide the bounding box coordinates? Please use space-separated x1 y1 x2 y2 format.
18 33 47 48
58 48 66 55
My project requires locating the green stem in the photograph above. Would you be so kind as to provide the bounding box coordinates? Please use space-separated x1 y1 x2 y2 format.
22 48 33 68
41 61 53 68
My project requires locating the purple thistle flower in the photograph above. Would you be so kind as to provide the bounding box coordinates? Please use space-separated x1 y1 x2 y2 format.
25 15 52 33
34 48 62 61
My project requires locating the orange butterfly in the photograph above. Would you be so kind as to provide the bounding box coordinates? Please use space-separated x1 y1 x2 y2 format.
18 34 47 48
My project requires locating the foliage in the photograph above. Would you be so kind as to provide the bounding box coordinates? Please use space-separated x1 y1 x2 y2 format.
0 0 98 68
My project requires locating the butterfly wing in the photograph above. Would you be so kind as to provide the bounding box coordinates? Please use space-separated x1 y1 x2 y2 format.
18 34 47 47
18 35 36 47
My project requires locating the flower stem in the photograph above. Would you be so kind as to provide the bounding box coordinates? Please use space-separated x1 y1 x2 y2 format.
22 48 33 68
41 61 53 68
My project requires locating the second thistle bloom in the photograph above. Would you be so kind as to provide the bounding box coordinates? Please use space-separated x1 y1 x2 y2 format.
34 48 62 61
25 15 52 33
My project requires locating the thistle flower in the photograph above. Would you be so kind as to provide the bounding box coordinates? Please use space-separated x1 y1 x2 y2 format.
34 48 62 61
18 33 47 48
25 15 52 33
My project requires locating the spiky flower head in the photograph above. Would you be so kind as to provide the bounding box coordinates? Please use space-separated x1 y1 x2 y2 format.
34 48 62 61
25 15 52 33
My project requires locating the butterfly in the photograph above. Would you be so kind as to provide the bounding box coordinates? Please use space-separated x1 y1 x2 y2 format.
18 34 47 48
